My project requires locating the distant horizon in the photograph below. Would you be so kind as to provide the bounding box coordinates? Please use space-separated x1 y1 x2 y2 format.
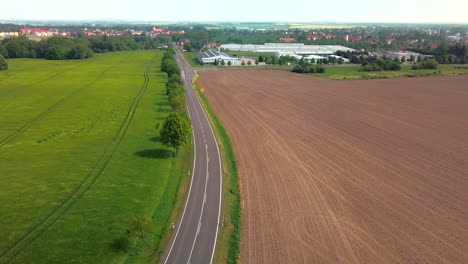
1 19 468 26
1 0 467 24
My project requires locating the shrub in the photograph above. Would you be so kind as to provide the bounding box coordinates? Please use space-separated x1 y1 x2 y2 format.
316 66 326 73
0 54 7 70
412 59 439 70
126 216 151 238
360 58 401 71
360 63 383 72
170 95 187 112
292 65 326 74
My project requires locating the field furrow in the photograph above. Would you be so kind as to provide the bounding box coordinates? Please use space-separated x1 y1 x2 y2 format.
199 70 468 264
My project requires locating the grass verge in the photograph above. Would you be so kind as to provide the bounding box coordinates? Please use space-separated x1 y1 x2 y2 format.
128 142 193 264
191 72 241 264
309 64 468 80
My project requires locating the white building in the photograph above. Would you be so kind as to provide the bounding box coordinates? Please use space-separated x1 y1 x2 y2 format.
197 50 242 65
221 43 355 58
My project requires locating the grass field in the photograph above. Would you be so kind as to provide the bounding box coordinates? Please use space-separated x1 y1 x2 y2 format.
0 50 192 264
310 64 468 80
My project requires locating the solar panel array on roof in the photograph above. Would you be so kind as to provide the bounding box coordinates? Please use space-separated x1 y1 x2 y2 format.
199 49 236 59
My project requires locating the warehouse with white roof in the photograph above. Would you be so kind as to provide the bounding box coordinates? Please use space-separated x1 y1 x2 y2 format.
221 43 355 60
197 50 242 65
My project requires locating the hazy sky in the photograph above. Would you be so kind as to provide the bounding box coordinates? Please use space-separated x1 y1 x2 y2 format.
2 0 467 23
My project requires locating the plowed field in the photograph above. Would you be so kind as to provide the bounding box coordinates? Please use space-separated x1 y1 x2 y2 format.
198 71 468 264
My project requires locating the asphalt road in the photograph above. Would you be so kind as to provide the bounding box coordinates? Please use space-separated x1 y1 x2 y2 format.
162 47 222 264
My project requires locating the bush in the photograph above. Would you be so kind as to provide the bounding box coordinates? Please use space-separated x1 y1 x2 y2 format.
0 54 7 70
126 216 151 238
292 65 326 74
412 59 439 70
170 95 186 112
360 58 401 72
316 66 326 73
360 63 383 72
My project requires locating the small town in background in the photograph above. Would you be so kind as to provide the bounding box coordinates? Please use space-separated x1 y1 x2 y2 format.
1 22 467 66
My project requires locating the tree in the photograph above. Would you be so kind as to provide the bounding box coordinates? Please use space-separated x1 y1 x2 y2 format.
169 95 186 112
220 59 225 66
160 112 192 151
0 44 7 58
400 56 406 63
410 54 415 62
46 45 65 60
241 61 246 66
227 60 232 66
67 45 94 59
247 60 252 65
0 54 7 70
337 57 344 64
255 59 259 65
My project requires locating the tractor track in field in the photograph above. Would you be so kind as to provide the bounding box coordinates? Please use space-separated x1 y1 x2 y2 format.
0 54 134 149
0 63 85 105
0 61 153 264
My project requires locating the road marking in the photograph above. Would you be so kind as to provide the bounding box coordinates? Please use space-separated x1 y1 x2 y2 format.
187 141 210 264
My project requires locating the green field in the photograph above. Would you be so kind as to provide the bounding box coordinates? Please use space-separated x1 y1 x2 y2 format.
0 51 192 264
310 64 468 80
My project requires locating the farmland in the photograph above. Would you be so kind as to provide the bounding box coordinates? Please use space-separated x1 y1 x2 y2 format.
199 70 468 264
0 51 192 264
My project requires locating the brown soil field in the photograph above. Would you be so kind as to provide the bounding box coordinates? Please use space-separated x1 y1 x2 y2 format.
198 71 468 264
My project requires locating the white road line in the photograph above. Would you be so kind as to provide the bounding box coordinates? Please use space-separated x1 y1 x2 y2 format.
187 140 210 264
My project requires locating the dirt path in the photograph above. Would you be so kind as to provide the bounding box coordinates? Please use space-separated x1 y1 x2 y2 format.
199 71 468 264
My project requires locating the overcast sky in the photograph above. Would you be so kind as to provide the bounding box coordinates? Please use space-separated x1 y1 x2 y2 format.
2 0 467 23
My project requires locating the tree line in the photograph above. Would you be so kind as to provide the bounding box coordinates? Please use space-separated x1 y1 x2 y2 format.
159 45 192 152
0 35 166 61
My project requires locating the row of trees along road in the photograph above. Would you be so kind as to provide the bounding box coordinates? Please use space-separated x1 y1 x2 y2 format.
159 45 192 152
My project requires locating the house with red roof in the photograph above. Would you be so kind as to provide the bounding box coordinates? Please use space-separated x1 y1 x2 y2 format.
344 35 361 42
20 28 53 36
308 36 321 41
386 38 396 44
279 37 296 42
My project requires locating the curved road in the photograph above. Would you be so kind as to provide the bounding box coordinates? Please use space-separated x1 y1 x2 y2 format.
163 47 222 264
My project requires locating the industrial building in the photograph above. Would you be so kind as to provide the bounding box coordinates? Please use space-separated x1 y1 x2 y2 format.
221 43 355 60
197 50 242 65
